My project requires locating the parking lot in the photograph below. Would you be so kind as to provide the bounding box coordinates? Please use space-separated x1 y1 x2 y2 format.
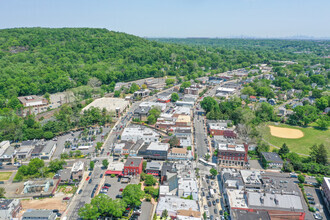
305 186 329 220
103 175 140 199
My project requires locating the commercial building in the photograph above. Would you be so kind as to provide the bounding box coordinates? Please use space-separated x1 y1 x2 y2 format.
217 143 248 167
145 162 162 176
157 93 171 103
123 157 143 176
82 97 129 117
138 142 170 160
220 168 244 192
175 101 194 108
71 161 84 180
261 152 283 169
133 89 150 99
216 87 236 98
121 126 160 143
40 141 56 160
178 177 199 201
0 141 10 158
175 115 191 127
58 169 72 184
22 209 57 220
0 146 16 163
0 199 21 220
133 106 150 121
139 102 166 112
167 148 193 161
240 170 262 189
18 95 48 107
321 177 330 213
156 196 200 218
114 141 135 156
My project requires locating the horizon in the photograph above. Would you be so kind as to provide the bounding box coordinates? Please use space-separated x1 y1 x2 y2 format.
1 0 330 39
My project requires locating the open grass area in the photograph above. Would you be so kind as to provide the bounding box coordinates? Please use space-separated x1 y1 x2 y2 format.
0 172 13 181
261 123 330 155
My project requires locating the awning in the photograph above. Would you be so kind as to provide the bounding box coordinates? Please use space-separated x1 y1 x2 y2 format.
105 170 123 175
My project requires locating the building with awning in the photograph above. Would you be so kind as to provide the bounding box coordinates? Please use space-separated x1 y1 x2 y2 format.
105 170 123 176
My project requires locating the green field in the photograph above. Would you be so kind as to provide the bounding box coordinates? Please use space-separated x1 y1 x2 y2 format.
262 123 330 156
0 172 12 181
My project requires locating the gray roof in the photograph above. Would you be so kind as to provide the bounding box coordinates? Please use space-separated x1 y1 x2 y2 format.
124 157 143 167
59 169 71 181
232 209 270 220
146 162 162 171
22 209 56 219
41 141 56 154
0 199 15 210
134 106 151 115
261 152 283 163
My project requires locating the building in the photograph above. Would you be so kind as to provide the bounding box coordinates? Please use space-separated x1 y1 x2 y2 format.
175 115 191 127
321 177 330 213
16 146 33 159
0 199 21 220
121 126 160 143
157 93 172 103
82 97 129 117
217 143 248 167
145 162 162 176
249 96 257 102
216 87 236 98
167 148 193 160
220 168 244 192
71 161 84 180
0 146 16 163
123 157 143 176
18 95 48 108
240 170 262 189
259 97 267 103
178 178 199 200
133 106 150 121
175 101 194 108
31 145 44 158
261 152 283 169
114 141 134 156
138 142 170 160
22 209 57 220
156 196 200 218
133 89 150 99
58 169 72 184
139 102 166 112
0 141 10 158
182 94 198 103
40 141 56 160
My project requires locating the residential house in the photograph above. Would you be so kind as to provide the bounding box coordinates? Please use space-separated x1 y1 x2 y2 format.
259 98 267 103
268 98 276 105
71 161 84 180
58 169 72 184
249 96 257 102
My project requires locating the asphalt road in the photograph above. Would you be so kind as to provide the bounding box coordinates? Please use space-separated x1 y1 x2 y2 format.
194 107 209 158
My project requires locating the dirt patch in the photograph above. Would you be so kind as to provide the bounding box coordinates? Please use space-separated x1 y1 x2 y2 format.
21 197 68 211
268 125 304 139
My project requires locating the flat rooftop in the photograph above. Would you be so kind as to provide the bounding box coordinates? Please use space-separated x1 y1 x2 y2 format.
147 142 170 151
82 97 129 113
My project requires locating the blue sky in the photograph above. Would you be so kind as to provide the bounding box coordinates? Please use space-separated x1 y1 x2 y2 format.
0 0 329 38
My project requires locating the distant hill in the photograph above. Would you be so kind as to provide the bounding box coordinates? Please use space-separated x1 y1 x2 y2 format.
0 28 325 98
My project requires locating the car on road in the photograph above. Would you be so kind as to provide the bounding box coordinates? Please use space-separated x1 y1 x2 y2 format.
202 192 205 196
86 176 90 181
118 177 121 182
78 189 82 194
88 172 92 176
309 201 316 205
104 183 111 187
63 197 70 201
88 178 92 184
100 174 103 178
119 188 123 192
313 213 323 220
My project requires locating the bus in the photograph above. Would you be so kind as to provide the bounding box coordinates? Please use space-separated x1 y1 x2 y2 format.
199 158 216 168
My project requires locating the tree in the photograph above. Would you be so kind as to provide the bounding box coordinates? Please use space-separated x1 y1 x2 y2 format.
90 161 95 170
102 159 109 168
141 84 147 89
95 142 103 152
43 131 54 140
147 115 156 125
310 144 328 165
316 97 328 111
48 159 67 173
205 154 210 161
171 93 179 102
142 161 147 172
145 174 156 186
241 86 256 96
0 187 5 198
298 174 305 184
122 184 145 207
129 83 140 93
114 90 121 97
169 136 179 147
161 209 168 218
210 168 218 177
78 203 100 219
316 117 329 129
278 143 290 158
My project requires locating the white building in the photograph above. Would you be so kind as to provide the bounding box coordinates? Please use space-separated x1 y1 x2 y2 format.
139 102 166 112
121 126 160 143
40 141 56 160
156 196 200 218
178 177 199 201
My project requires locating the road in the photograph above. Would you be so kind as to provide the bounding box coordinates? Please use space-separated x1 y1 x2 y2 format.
193 105 209 158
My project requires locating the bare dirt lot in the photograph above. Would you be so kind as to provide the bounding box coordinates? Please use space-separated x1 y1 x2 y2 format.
21 195 68 211
268 125 304 139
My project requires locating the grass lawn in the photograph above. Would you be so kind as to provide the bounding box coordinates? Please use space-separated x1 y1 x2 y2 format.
261 123 330 155
0 172 13 181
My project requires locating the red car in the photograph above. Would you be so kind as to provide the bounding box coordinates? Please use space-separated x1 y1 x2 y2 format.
102 186 109 189
63 197 70 201
86 177 90 181
107 152 110 156
119 188 123 192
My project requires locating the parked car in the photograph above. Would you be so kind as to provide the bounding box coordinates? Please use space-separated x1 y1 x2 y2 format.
104 183 111 187
214 209 218 214
116 194 123 199
119 188 123 192
88 178 92 184
88 172 92 176
63 197 70 201
313 213 323 220
309 201 316 205
216 199 220 203
308 197 314 201
208 201 212 207
78 189 83 194
212 200 216 206
100 174 103 178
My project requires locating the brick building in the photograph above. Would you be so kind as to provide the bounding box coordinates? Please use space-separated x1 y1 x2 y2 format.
217 143 248 167
123 157 143 176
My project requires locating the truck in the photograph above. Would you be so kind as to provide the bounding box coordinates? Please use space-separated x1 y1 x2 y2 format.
210 189 215 198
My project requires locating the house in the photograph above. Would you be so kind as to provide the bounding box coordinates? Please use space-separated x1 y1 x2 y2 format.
133 106 150 121
261 152 283 169
0 146 16 163
22 209 57 220
145 162 162 176
133 89 150 99
123 157 143 176
167 148 193 160
249 96 257 102
278 93 287 101
259 97 267 103
0 199 21 220
321 177 330 213
58 169 72 184
324 107 330 114
0 141 10 158
240 94 248 100
40 141 56 160
71 161 84 180
278 107 287 116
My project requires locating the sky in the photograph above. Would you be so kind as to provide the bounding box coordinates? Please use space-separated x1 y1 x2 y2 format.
0 0 329 38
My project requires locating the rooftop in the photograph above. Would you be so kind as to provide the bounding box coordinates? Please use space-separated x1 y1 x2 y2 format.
0 199 18 210
147 142 170 152
22 209 56 219
218 143 245 152
261 152 283 163
146 162 162 170
226 189 248 209
176 115 191 123
240 170 262 185
124 157 143 168
41 141 56 154
139 102 166 111
170 148 187 155
71 161 84 172
156 196 199 213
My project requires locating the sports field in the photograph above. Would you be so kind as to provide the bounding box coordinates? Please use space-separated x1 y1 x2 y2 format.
262 123 330 155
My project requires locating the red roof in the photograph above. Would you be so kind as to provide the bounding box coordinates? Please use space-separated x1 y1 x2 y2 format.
105 170 123 175
250 96 256 99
